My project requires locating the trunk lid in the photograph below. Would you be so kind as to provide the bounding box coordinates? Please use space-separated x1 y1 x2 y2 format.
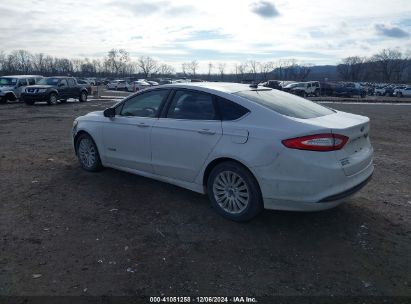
293 110 373 176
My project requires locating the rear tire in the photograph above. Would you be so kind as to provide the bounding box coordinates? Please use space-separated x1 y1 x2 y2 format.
79 91 88 102
75 133 102 172
207 161 263 222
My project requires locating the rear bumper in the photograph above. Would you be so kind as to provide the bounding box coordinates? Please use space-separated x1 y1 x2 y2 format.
254 149 374 212
262 166 372 211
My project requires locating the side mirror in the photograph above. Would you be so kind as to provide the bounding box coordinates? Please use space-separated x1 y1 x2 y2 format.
103 108 115 118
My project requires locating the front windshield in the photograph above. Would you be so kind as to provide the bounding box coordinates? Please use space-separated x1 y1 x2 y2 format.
37 78 60 85
0 77 17 86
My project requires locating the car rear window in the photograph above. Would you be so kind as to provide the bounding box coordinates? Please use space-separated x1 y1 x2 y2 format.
234 89 334 119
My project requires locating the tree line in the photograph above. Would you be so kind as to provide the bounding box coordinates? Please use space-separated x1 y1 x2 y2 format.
0 49 176 78
337 49 411 83
0 48 410 84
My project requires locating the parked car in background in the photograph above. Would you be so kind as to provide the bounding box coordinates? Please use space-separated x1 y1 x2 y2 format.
85 78 96 86
261 80 282 90
147 80 159 86
106 80 127 91
319 82 337 96
0 75 43 103
126 80 151 92
393 86 407 97
21 77 89 105
289 81 321 97
159 79 172 85
72 82 373 221
334 82 366 98
374 86 387 96
395 87 411 97
76 79 93 94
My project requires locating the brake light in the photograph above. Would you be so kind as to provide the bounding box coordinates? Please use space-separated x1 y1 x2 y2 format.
282 133 348 151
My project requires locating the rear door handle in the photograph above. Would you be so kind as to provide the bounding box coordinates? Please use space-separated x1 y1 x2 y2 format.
137 122 150 128
197 128 216 135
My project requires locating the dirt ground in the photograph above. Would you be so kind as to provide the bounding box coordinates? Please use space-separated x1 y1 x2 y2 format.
0 99 410 299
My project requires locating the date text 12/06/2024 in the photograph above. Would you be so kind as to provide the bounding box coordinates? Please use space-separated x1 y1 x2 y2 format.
150 296 258 303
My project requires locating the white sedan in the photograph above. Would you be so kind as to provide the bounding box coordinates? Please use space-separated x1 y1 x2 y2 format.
72 83 374 221
106 80 127 91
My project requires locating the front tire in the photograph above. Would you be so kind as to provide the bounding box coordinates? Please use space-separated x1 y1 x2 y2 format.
48 93 58 105
75 133 102 172
207 161 263 222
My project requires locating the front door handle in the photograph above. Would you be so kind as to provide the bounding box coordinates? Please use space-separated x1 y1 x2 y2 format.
137 122 150 128
197 128 216 135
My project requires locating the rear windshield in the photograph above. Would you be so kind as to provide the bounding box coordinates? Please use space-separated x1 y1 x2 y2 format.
234 89 334 119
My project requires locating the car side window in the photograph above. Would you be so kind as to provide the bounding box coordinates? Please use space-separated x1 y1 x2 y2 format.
167 90 217 120
120 90 168 117
59 79 68 87
18 79 27 87
68 78 76 86
216 97 250 121
28 78 35 85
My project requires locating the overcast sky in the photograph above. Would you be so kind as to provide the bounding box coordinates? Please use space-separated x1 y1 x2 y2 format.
1 0 410 71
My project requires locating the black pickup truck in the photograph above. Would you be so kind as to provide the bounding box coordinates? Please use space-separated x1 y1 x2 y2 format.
21 76 89 105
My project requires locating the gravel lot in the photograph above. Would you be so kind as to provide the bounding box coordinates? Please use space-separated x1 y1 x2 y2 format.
0 99 410 298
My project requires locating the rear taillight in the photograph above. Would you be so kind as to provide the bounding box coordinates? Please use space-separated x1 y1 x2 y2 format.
282 133 348 151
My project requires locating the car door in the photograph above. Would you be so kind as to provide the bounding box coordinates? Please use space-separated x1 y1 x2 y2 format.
16 78 28 98
67 78 78 97
151 89 223 182
102 89 170 172
57 79 70 99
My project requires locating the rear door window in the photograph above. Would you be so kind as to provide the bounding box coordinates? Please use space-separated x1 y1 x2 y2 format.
216 97 249 121
234 89 334 119
68 78 76 86
18 79 27 87
166 90 217 120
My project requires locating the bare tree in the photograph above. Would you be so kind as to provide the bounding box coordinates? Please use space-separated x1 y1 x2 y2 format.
295 64 313 81
159 63 175 76
181 63 188 76
105 49 129 75
248 60 260 81
136 56 158 78
371 49 407 82
259 61 274 81
12 50 32 74
187 60 199 77
218 63 226 80
0 51 6 72
337 56 366 81
207 62 214 80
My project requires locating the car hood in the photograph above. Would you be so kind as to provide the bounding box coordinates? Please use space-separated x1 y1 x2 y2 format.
26 85 55 89
85 111 104 117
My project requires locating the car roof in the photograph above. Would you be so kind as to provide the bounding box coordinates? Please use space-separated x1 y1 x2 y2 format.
159 82 260 93
2 75 43 78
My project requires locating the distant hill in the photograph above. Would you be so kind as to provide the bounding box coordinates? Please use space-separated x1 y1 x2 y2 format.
306 65 338 81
